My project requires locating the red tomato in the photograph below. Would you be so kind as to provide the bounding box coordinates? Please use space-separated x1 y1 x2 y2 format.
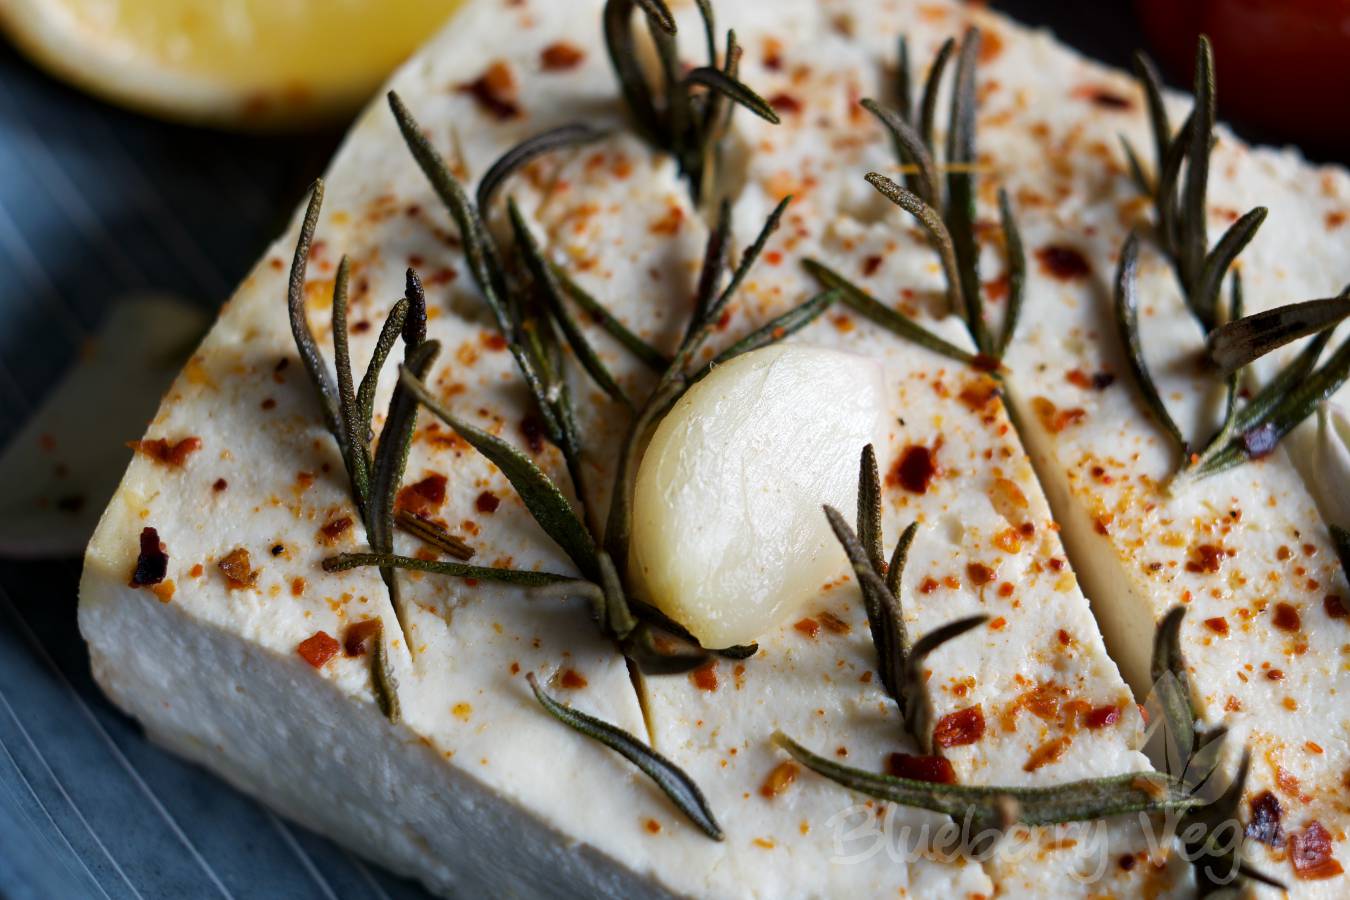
1136 0 1350 150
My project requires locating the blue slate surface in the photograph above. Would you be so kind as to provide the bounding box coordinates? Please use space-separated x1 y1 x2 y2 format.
0 3 1165 898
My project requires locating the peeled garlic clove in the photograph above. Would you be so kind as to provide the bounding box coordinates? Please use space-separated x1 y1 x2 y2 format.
630 344 886 648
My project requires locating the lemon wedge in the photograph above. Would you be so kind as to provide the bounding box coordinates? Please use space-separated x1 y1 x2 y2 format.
0 0 463 128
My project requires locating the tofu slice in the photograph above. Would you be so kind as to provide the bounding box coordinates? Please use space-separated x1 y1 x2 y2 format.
719 0 1348 892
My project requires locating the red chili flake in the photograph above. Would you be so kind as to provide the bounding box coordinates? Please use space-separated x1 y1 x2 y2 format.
128 436 202 467
540 41 585 71
520 416 546 453
886 753 956 784
1203 616 1229 636
319 516 354 544
1118 854 1137 871
891 445 937 494
1091 372 1116 390
971 353 1001 373
1246 791 1284 846
1066 369 1093 389
958 381 998 412
794 617 821 639
1185 544 1225 574
218 548 259 589
476 490 501 513
396 474 448 517
481 332 508 352
212 478 228 492
1083 705 1120 729
457 61 521 120
1035 245 1091 280
1266 669 1285 681
129 527 168 587
1031 396 1086 434
1325 595 1347 618
297 631 340 668
343 619 382 657
759 761 799 798
859 254 884 277
689 659 718 692
559 668 589 689
966 562 995 585
1272 602 1302 632
933 705 985 748
1024 736 1072 772
1290 822 1344 880
767 92 802 114
919 577 940 594
649 205 685 235
817 611 850 635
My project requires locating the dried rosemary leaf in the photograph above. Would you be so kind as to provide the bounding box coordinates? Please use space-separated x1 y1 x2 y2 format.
324 552 575 586
475 123 608 214
684 66 780 125
803 258 989 371
918 37 956 160
902 615 988 754
527 672 723 840
1191 206 1266 335
394 509 474 561
1207 294 1350 376
356 296 409 443
995 188 1026 357
331 257 371 509
1113 233 1187 456
1148 607 1197 783
864 173 964 320
944 28 988 353
1180 37 1216 308
287 181 341 439
699 289 838 375
862 98 938 207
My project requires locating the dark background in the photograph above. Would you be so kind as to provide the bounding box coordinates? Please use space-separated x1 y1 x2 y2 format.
0 2 1335 898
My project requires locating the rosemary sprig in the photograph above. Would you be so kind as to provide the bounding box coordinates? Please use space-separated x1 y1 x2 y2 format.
858 29 1023 361
774 733 1200 833
1117 37 1348 484
527 673 723 840
801 258 993 372
603 0 778 201
822 445 987 751
287 181 445 723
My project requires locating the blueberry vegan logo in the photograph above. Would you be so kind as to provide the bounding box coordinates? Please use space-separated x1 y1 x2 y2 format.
773 449 1285 891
